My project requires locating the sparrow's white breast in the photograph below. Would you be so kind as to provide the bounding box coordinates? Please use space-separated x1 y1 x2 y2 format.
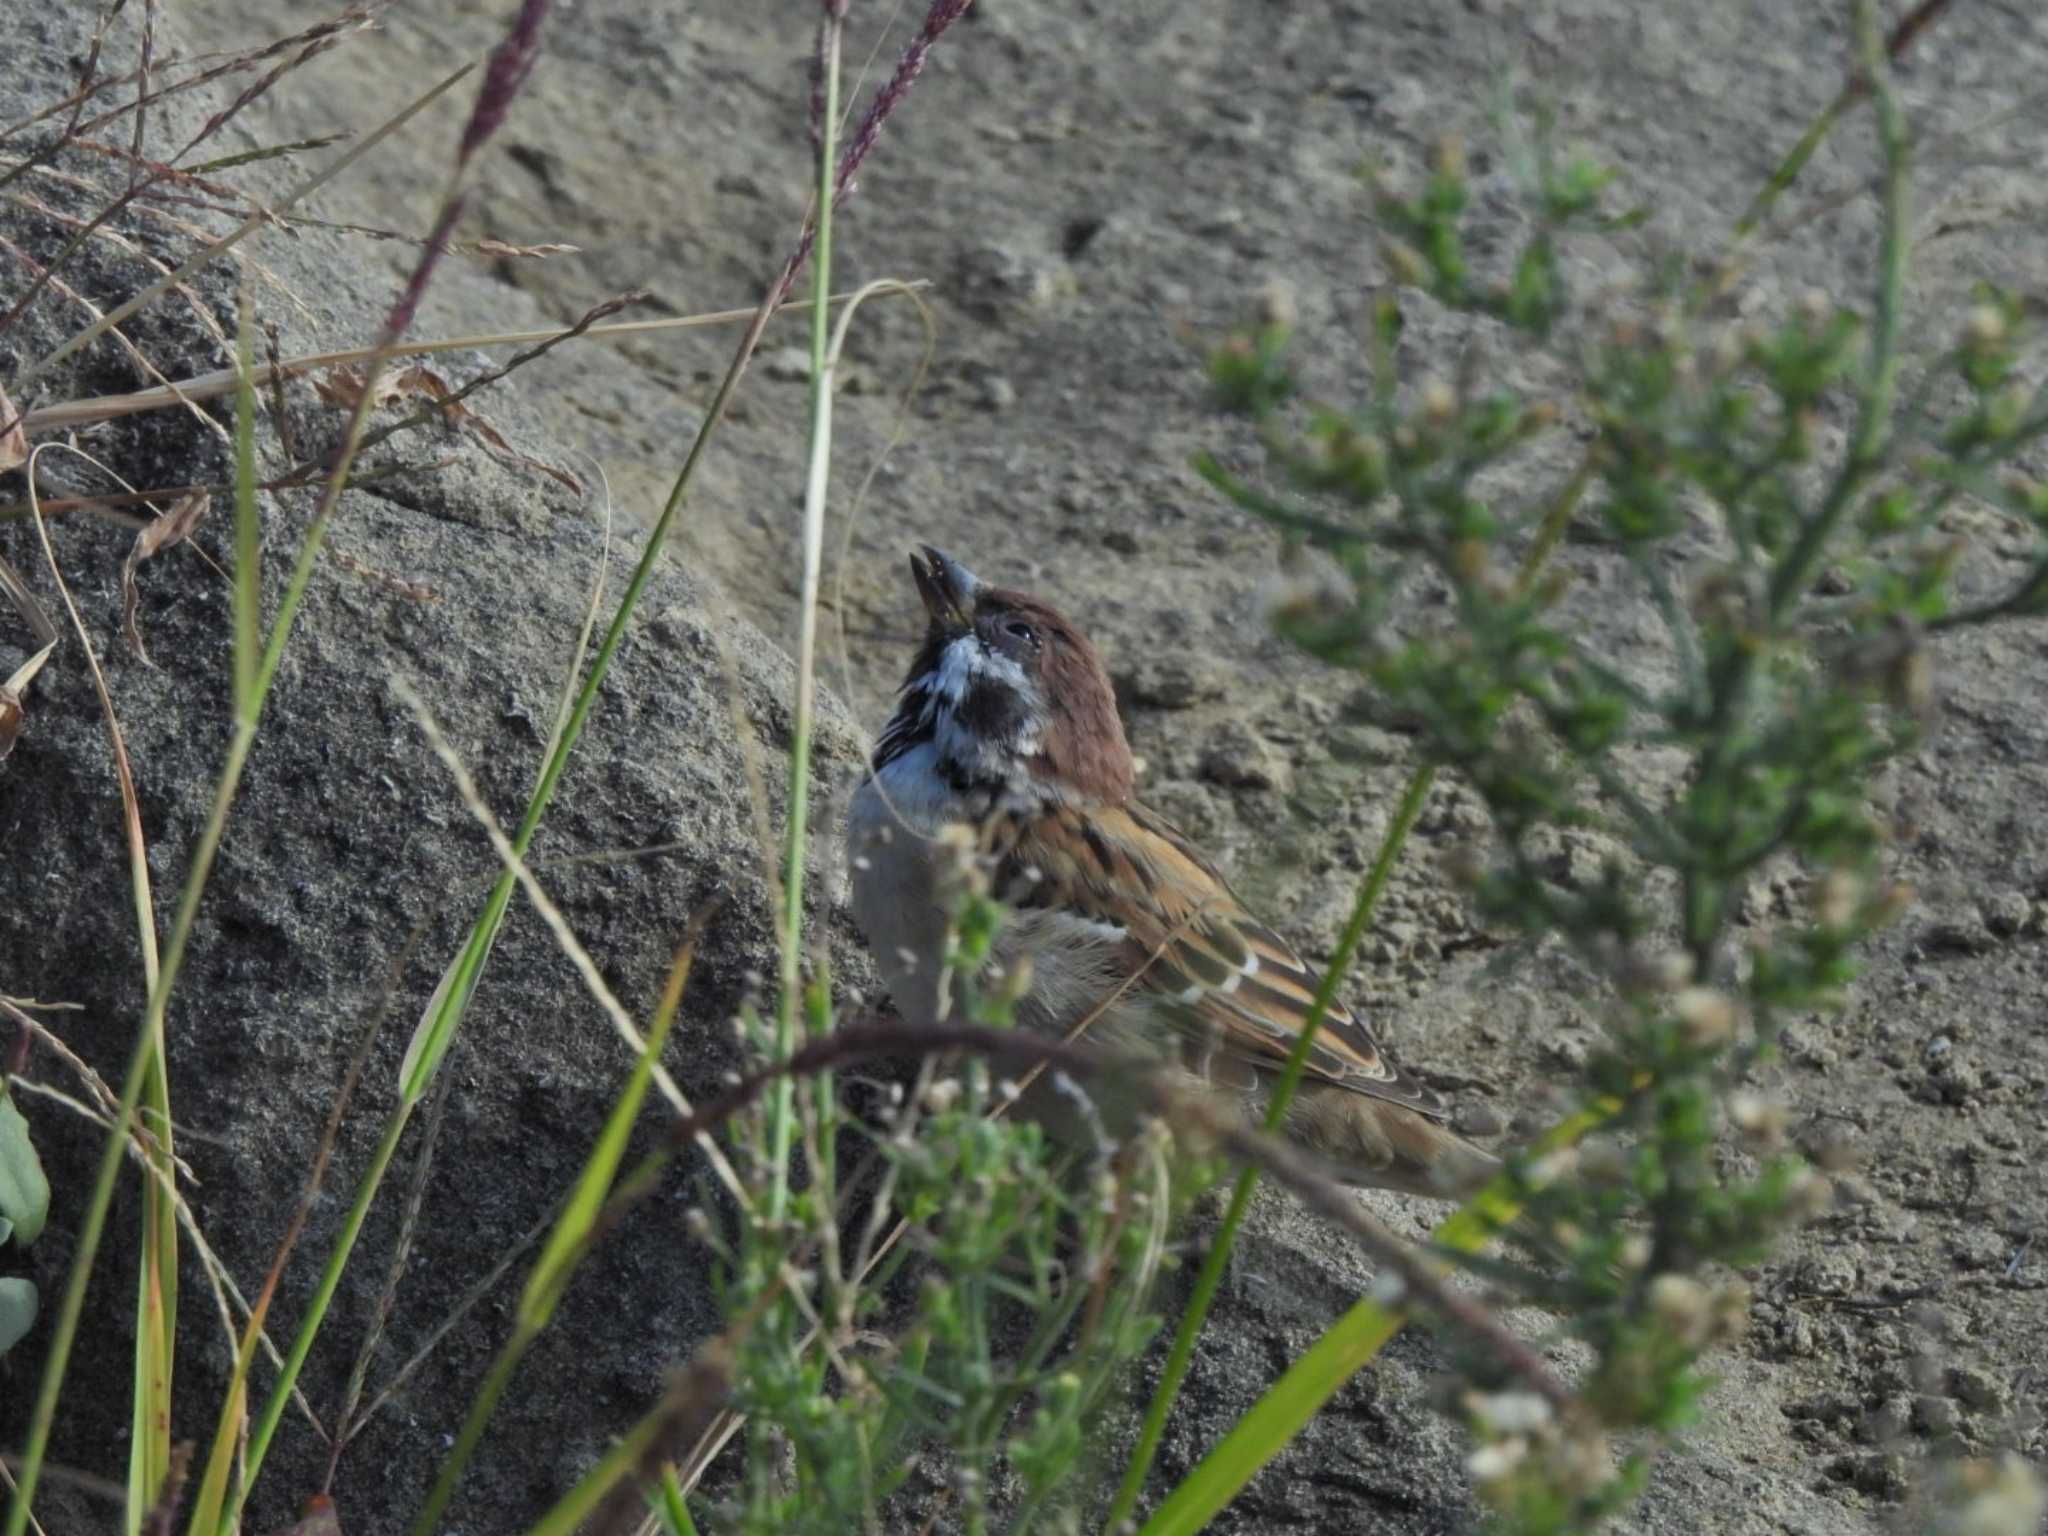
847 741 1127 1040
846 742 960 1031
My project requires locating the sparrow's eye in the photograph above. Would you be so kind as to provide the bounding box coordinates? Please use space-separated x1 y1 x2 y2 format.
1000 618 1041 652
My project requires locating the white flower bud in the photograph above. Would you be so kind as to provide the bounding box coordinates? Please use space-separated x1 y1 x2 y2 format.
1711 1278 1753 1342
1466 1438 1527 1483
1945 1455 2047 1536
1815 869 1860 932
1467 1390 1553 1435
1729 1091 1788 1144
1964 304 2008 349
1784 1165 1834 1221
1256 277 1299 331
1522 1148 1579 1190
1648 1272 1712 1346
1673 986 1737 1048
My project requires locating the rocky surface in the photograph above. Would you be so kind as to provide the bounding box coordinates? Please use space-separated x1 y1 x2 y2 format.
4 1 2045 1531
0 11 872 1526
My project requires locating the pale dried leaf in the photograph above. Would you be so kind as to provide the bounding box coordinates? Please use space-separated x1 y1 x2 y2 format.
458 410 583 496
0 552 57 648
317 362 582 495
0 640 57 762
311 363 404 411
331 547 439 603
313 362 458 415
394 364 456 404
4 640 54 697
121 490 209 666
0 384 23 473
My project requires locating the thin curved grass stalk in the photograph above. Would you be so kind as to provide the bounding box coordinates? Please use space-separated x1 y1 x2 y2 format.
16 286 925 439
765 0 844 1226
15 440 176 1529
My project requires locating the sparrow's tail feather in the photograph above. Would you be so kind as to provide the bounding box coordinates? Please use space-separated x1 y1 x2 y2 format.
1287 1081 1502 1201
1329 1098 1592 1285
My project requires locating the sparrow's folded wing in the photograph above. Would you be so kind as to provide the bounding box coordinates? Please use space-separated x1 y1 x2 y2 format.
988 798 1446 1119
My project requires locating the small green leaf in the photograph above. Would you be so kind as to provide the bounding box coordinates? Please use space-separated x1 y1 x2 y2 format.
0 1093 50 1247
0 1276 36 1356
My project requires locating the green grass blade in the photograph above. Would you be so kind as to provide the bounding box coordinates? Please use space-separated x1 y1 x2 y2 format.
764 3 842 1226
656 1464 699 1536
520 1418 670 1536
522 927 699 1328
227 1109 411 1530
1135 1293 1404 1536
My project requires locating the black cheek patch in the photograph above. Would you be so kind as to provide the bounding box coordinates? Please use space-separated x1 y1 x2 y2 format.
956 680 1029 745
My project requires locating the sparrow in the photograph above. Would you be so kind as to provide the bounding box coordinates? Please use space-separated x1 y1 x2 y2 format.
845 547 1498 1199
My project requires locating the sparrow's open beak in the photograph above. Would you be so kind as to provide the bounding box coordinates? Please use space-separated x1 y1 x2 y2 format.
910 545 979 631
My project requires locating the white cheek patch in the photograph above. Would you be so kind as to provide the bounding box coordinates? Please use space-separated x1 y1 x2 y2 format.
973 646 1032 694
931 636 979 705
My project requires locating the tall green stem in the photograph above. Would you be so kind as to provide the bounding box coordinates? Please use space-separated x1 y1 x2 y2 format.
767 15 842 1224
